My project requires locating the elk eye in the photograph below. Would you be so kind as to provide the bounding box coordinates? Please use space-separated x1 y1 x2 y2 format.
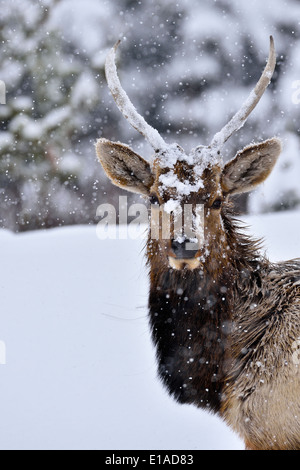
149 194 160 206
211 198 222 210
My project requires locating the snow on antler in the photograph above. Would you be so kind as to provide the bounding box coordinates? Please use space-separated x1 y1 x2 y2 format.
105 40 167 152
209 36 276 151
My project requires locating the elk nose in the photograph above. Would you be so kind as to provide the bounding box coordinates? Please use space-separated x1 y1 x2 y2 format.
171 239 199 259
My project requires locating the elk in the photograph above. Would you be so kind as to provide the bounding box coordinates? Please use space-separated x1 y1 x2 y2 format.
96 37 300 450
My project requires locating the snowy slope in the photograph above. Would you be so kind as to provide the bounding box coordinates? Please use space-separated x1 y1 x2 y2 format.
1 210 300 450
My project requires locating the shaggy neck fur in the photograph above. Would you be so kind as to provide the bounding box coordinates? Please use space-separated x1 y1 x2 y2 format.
147 207 263 414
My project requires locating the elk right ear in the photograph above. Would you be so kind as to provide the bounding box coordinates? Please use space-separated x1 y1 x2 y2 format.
221 138 282 196
96 138 154 196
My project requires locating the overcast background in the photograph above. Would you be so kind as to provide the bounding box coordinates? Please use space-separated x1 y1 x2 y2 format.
1 0 300 232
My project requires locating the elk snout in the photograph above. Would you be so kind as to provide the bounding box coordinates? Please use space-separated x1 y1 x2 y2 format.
168 238 201 270
171 239 199 259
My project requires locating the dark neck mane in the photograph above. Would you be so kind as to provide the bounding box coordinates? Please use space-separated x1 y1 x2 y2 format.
147 209 263 414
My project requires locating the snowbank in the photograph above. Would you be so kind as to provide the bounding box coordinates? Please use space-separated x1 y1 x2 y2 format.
1 210 300 450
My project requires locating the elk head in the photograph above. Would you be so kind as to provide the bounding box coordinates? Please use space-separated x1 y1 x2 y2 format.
96 37 281 272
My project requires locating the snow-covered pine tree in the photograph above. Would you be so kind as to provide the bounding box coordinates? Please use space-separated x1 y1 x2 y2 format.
1 0 300 231
0 0 102 231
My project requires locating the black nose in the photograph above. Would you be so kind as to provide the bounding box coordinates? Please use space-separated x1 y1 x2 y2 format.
171 239 199 259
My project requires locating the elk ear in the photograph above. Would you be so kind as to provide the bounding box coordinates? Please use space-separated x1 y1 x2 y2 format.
221 138 282 196
96 138 154 196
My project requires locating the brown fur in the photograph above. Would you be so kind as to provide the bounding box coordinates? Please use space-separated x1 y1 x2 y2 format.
221 258 300 450
95 36 300 448
96 134 300 449
221 139 281 195
96 139 154 195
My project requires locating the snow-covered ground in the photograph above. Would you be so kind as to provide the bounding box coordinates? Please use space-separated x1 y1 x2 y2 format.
1 210 300 450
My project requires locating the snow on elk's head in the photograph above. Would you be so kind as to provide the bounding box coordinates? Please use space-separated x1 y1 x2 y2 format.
96 37 281 271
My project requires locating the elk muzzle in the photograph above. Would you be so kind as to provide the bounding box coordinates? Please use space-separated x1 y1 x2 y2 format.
171 239 199 259
169 238 202 271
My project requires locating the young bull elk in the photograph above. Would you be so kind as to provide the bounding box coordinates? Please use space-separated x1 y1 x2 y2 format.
96 37 300 450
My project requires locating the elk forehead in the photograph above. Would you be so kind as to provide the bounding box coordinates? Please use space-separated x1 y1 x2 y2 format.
151 144 223 204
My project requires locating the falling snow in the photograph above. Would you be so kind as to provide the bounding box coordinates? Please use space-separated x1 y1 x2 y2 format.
1 0 300 451
1 0 300 231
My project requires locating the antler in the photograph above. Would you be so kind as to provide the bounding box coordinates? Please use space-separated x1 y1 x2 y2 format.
210 36 276 150
105 40 167 152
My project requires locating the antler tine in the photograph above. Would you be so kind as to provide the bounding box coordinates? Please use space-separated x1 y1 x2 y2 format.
105 40 167 152
210 36 276 151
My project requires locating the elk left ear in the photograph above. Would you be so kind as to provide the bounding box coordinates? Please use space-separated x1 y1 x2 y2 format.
221 138 282 196
96 138 154 196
